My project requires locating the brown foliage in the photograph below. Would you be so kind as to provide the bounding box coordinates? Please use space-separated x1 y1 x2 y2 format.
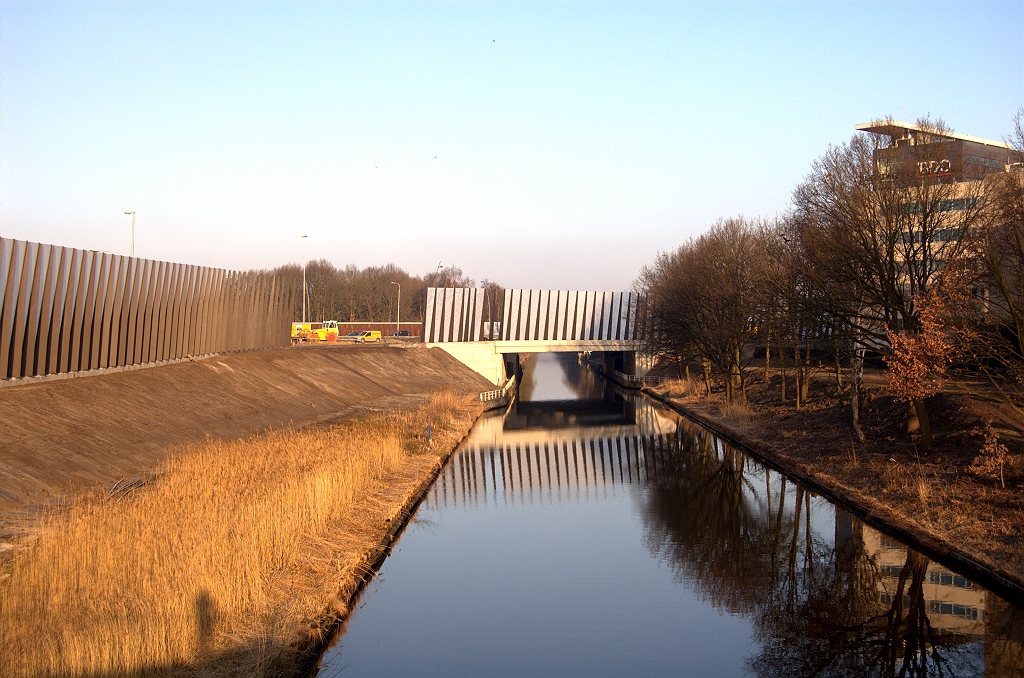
885 287 958 403
969 421 1012 488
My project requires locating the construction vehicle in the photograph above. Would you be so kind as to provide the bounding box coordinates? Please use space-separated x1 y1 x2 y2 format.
291 322 315 343
290 320 340 343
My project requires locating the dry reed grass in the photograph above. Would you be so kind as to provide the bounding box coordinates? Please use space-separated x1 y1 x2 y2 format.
720 399 752 424
0 390 477 677
657 377 703 400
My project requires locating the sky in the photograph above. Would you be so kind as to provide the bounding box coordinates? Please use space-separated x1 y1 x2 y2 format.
1 1 1022 291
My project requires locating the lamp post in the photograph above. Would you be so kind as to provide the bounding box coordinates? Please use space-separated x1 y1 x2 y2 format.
389 281 401 336
301 235 308 323
124 211 135 257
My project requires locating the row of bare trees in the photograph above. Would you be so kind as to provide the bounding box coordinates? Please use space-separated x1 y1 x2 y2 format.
258 261 500 326
638 112 1024 449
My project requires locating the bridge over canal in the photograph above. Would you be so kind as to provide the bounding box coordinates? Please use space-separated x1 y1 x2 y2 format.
423 287 646 385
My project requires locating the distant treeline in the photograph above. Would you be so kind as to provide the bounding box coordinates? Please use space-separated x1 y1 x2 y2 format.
258 260 502 325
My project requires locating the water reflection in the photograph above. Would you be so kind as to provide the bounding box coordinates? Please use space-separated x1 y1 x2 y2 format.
504 399 636 430
425 393 1024 676
518 352 604 401
635 430 1024 676
319 355 1024 677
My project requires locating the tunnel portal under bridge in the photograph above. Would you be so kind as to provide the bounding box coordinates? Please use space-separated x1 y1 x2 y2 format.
423 287 645 385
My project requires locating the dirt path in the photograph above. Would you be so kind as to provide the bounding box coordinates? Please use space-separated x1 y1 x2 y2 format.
0 344 491 543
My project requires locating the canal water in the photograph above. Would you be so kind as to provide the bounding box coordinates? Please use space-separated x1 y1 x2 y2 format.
317 353 1024 677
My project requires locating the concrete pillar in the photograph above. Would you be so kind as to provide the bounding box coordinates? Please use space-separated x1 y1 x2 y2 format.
504 353 520 380
622 351 636 376
429 342 506 385
603 351 617 375
601 351 635 375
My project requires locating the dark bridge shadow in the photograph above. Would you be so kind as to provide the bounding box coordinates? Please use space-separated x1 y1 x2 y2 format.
503 398 636 430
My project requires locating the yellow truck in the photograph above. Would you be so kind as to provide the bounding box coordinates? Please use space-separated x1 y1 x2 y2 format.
290 320 340 343
355 330 382 343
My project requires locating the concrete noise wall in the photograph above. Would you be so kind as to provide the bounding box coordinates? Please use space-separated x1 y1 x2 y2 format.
423 288 641 344
0 237 291 381
423 287 497 343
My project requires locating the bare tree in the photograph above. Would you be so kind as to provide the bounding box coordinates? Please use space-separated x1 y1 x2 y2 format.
910 108 1024 417
759 217 832 410
422 265 473 289
254 260 491 326
639 217 769 403
793 117 989 449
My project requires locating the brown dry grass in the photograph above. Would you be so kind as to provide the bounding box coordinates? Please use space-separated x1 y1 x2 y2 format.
654 376 704 400
719 399 753 425
0 390 479 677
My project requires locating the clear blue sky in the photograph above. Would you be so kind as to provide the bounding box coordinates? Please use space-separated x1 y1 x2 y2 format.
2 1 1021 290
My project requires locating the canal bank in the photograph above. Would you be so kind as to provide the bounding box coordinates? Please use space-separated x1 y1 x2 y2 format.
291 397 490 676
314 353 1024 677
0 344 498 677
0 343 493 547
640 379 1024 610
0 392 489 677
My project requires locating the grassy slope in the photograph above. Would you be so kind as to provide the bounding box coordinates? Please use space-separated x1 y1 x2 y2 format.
0 344 491 542
0 392 482 677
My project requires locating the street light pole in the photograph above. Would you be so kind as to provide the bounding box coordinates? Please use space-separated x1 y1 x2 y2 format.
124 211 135 257
389 281 401 336
301 235 308 323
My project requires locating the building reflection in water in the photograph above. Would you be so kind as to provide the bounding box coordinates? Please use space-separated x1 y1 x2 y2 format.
427 392 1024 676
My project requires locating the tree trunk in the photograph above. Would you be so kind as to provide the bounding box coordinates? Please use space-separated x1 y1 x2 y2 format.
913 398 933 451
702 357 712 396
780 344 787 403
793 341 802 409
906 401 920 433
801 333 812 403
834 348 843 393
730 345 743 404
764 338 771 383
850 348 865 443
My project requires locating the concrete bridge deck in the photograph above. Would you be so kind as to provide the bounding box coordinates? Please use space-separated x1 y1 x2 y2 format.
423 288 645 384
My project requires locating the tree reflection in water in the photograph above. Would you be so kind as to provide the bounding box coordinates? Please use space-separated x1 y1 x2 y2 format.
637 421 1024 677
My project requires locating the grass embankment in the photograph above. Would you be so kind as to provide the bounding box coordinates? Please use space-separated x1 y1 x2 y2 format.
645 372 1024 597
0 390 481 677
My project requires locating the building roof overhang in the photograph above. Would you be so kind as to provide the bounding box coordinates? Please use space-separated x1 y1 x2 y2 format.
855 120 1011 150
